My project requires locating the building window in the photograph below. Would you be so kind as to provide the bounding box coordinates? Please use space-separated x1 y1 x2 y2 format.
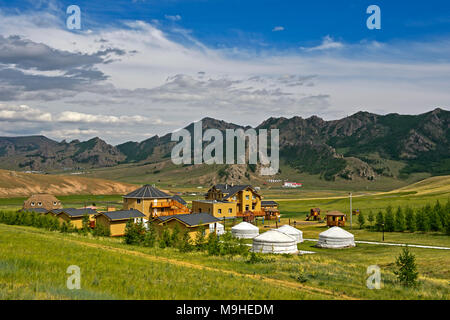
38 202 42 206
233 196 236 200
252 204 255 210
245 195 249 200
252 195 255 200
228 208 232 213
137 199 141 204
31 202 35 206
53 202 57 206
199 208 202 213
245 205 249 211
218 209 222 214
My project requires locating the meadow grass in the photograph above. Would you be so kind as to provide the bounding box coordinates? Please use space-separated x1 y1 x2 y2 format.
1 223 448 300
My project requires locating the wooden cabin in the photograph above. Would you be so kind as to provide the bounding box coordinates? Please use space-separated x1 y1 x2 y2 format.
151 213 220 240
23 194 62 211
122 185 190 219
55 208 97 229
95 209 146 237
192 200 236 219
326 211 347 227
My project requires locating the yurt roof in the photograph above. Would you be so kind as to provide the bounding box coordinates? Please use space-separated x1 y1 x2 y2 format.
277 225 302 234
253 230 296 242
231 221 259 230
319 226 354 238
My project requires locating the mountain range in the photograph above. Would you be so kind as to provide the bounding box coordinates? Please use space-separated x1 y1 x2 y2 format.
0 108 448 182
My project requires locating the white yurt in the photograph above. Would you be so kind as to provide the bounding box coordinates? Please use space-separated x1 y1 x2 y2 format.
251 230 298 254
277 225 303 243
210 222 225 235
231 222 259 239
316 226 355 249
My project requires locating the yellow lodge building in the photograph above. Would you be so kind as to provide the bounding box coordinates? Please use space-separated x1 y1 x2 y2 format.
122 184 190 219
192 184 263 219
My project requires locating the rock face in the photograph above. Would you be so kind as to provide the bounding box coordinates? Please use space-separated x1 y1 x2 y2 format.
0 108 448 180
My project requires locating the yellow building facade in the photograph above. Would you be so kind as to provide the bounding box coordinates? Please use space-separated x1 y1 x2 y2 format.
203 184 263 217
123 185 189 219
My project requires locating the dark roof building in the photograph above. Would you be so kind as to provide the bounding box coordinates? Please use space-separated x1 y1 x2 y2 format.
124 184 170 199
22 208 48 214
58 208 97 217
261 200 279 206
100 209 146 221
211 184 259 200
171 195 187 206
155 212 220 227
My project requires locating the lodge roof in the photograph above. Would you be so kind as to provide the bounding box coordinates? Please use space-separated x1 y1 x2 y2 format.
155 213 220 227
212 184 259 199
261 200 278 206
22 208 48 214
58 208 97 217
124 184 170 199
171 195 187 206
326 211 346 217
100 209 145 221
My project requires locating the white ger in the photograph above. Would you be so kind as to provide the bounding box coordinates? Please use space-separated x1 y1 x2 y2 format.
277 225 303 243
251 230 298 254
316 226 355 249
231 221 259 239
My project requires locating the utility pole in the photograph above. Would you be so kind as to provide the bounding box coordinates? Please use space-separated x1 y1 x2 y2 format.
350 192 353 229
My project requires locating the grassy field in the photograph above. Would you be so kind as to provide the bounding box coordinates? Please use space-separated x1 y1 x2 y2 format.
0 223 448 300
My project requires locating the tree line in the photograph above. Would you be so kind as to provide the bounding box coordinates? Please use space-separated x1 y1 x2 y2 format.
357 199 450 234
0 210 110 237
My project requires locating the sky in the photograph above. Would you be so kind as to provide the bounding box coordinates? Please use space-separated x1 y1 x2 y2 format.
0 0 449 144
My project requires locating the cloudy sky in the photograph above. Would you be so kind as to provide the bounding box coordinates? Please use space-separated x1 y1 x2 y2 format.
0 0 449 144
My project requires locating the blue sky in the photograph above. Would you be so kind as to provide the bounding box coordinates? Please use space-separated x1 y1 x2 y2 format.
4 0 449 50
0 0 449 143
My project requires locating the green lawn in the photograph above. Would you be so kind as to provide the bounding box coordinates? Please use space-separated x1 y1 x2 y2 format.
1 224 449 300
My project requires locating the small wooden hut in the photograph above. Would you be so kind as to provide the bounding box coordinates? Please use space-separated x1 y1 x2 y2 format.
325 211 347 227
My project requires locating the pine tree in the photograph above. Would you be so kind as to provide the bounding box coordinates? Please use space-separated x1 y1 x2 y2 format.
394 206 406 232
367 210 374 230
375 211 384 232
405 206 415 232
179 230 193 252
358 212 365 229
384 206 395 232
394 247 419 287
429 202 443 232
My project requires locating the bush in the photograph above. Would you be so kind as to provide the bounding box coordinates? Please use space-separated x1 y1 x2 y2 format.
375 211 384 232
394 206 406 232
358 212 365 229
0 210 61 231
405 206 415 232
92 223 110 237
384 206 395 232
178 230 194 252
394 247 419 287
124 219 146 245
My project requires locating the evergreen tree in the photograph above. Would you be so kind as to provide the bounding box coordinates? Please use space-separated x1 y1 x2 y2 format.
384 206 395 232
394 206 406 232
367 210 374 229
81 214 91 235
194 226 206 250
206 232 221 256
429 202 443 232
405 206 416 232
394 247 419 287
375 211 384 232
143 223 157 247
124 219 145 245
179 230 193 252
358 212 365 229
159 229 172 248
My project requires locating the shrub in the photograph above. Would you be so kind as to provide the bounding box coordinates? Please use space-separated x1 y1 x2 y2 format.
358 212 365 229
124 219 146 245
405 206 415 232
92 223 110 237
375 211 384 232
367 210 374 229
394 247 419 287
394 206 406 232
178 230 194 252
384 206 395 232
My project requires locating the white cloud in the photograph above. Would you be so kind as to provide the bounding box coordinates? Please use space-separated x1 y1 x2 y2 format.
165 14 182 22
0 8 449 144
302 35 344 51
272 26 285 32
0 104 52 122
